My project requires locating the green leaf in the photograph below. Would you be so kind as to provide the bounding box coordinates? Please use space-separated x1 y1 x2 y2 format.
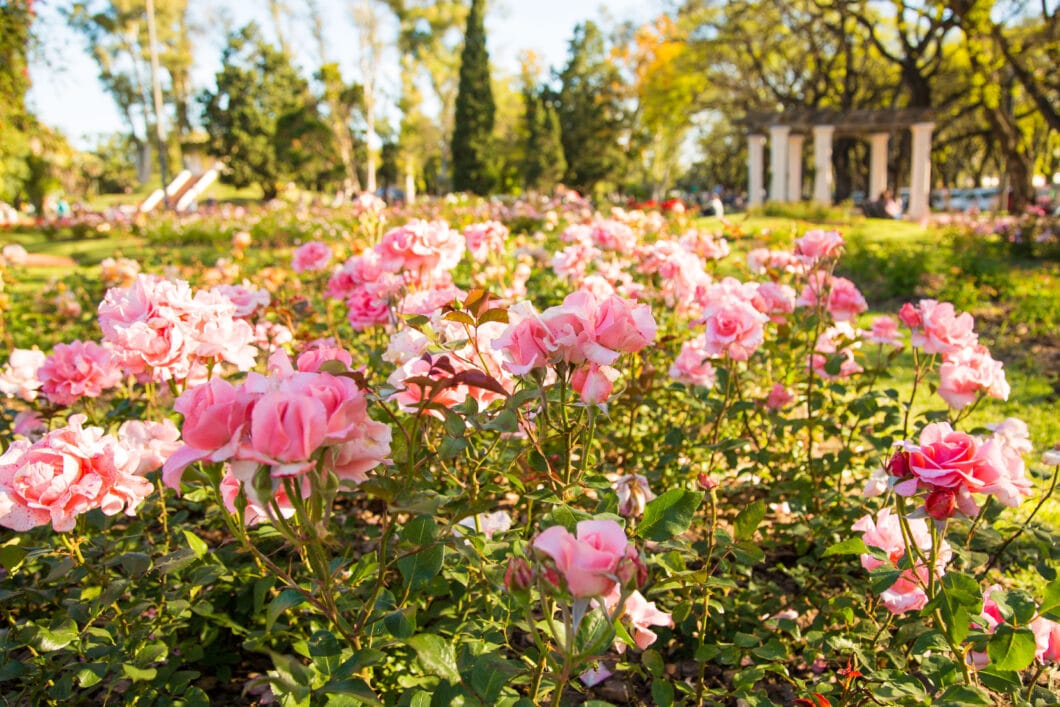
406 634 460 684
322 679 382 705
37 619 78 651
1037 578 1060 619
987 624 1037 672
0 544 27 573
637 489 703 542
266 589 307 633
384 610 416 639
934 684 994 706
183 529 209 559
75 663 107 688
822 537 869 558
121 552 152 576
397 546 444 590
642 649 664 677
651 679 675 707
121 663 157 682
470 654 519 703
734 500 767 542
941 572 981 609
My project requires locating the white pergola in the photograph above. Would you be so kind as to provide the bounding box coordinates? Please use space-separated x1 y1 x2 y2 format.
746 108 935 219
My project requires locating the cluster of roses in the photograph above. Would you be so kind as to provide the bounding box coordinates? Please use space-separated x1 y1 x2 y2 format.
326 219 466 330
162 347 391 520
492 289 657 405
0 415 179 532
509 520 673 654
98 274 261 384
872 419 1033 520
898 298 1009 409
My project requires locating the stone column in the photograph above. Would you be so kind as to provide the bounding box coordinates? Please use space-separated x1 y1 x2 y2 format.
812 125 835 205
747 134 766 208
868 132 889 202
787 133 805 202
908 122 934 220
769 125 790 202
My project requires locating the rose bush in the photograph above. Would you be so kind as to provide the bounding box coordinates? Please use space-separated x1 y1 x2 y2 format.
0 194 1057 705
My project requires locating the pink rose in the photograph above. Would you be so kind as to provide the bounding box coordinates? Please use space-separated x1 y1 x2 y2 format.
296 339 354 372
937 345 1009 409
699 298 768 361
220 466 295 526
613 474 655 518
898 423 1000 502
593 295 657 354
38 340 123 405
1030 616 1060 663
0 348 46 401
910 300 978 355
897 302 921 329
532 520 629 597
291 241 333 273
118 419 182 476
766 383 794 410
669 337 717 388
752 282 796 324
868 316 903 346
794 229 844 262
617 589 674 651
163 378 252 489
572 363 620 405
0 415 152 532
245 391 328 476
345 286 390 331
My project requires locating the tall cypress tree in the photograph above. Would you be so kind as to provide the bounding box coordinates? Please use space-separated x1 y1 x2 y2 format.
451 0 495 194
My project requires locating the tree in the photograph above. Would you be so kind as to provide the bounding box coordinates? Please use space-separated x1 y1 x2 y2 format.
451 0 495 194
353 0 385 195
199 23 310 200
556 21 629 194
522 89 566 192
0 0 33 205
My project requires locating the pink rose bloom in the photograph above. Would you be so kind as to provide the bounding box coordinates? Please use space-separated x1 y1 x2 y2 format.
327 250 384 300
752 282 796 324
532 520 629 597
937 345 1009 409
669 337 717 388
345 286 390 331
387 356 469 418
766 383 794 410
38 340 123 406
910 300 978 355
325 421 393 485
852 508 951 614
398 283 464 318
540 291 610 365
868 316 903 346
118 419 182 475
0 348 46 401
616 589 674 651
551 242 601 283
492 307 552 375
12 411 46 439
977 433 1033 507
679 229 729 260
794 229 844 263
572 363 620 405
245 391 328 476
0 415 153 532
987 417 1033 454
699 298 769 361
798 273 867 322
897 302 922 329
747 248 803 275
296 339 354 372
220 466 295 526
163 378 252 489
383 328 431 366
1030 616 1060 663
213 283 270 318
594 295 657 354
463 220 509 262
291 241 333 273
589 218 638 254
375 220 464 285
898 422 998 497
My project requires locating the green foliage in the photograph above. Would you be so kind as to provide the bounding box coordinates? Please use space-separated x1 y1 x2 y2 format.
451 0 495 195
199 23 312 200
522 88 566 192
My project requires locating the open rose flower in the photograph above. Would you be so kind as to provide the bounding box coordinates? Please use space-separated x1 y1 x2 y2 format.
291 241 333 273
38 340 123 406
532 520 630 597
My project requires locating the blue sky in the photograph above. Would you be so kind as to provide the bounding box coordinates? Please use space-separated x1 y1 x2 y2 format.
28 0 657 149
